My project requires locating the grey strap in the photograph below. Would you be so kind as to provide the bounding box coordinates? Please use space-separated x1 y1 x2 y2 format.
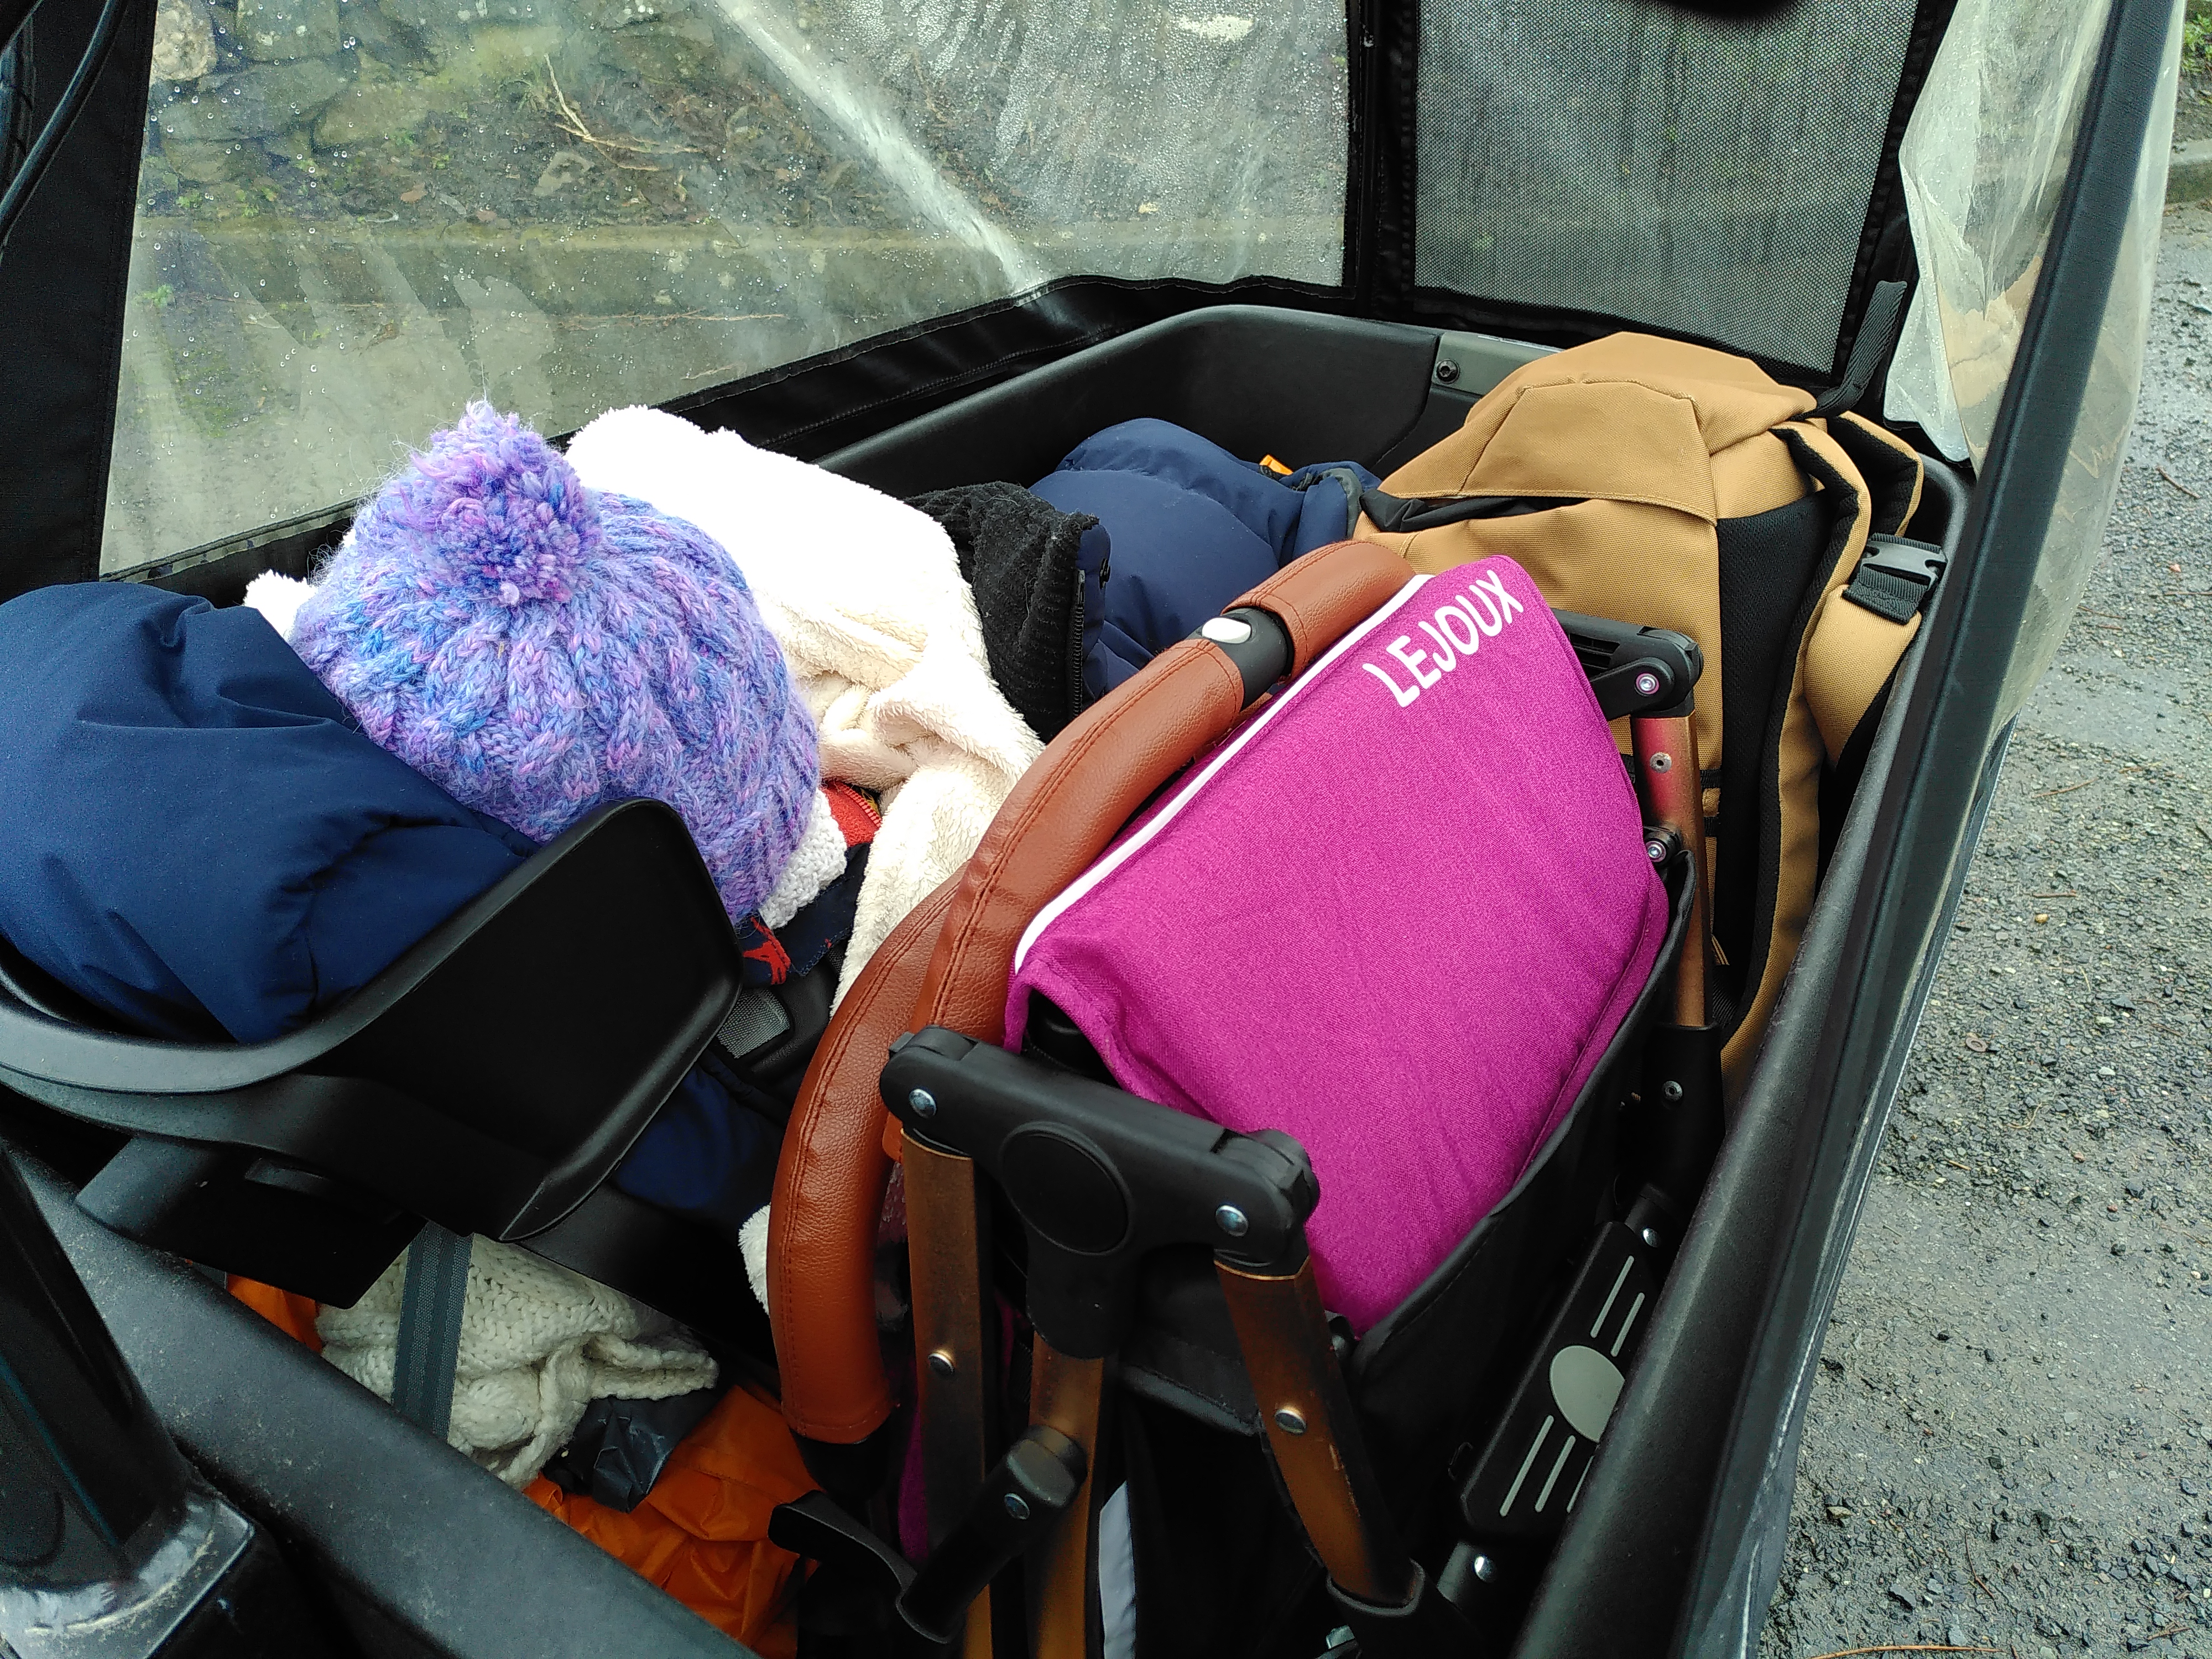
391 1221 471 1441
715 987 791 1064
1812 279 1910 418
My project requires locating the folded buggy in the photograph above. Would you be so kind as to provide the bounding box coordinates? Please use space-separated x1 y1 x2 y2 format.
764 536 1727 1657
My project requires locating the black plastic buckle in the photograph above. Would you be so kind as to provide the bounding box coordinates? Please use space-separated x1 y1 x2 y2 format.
1841 534 1947 625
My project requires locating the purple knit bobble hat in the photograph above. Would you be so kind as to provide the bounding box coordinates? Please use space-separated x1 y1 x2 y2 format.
291 401 817 922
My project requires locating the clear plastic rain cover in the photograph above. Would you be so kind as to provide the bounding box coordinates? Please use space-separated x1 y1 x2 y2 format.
1884 0 2167 468
107 0 1347 571
1884 0 2180 721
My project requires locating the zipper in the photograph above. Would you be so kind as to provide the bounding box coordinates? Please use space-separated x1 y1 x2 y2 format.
1066 567 1089 722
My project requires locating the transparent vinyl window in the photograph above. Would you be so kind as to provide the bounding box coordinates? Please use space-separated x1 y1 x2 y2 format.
1994 0 2182 725
1414 0 1918 374
106 0 1348 572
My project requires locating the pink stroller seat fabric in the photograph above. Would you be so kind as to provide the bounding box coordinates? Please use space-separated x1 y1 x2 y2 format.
1004 556 1668 1332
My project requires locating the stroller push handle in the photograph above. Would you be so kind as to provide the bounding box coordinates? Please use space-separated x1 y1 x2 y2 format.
883 1027 1319 1358
884 1026 1425 1629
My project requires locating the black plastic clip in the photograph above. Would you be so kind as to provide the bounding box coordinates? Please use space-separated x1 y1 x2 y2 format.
769 1491 921 1644
1841 534 1947 625
893 1426 1087 1646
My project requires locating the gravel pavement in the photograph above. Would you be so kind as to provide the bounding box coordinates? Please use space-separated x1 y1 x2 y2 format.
1757 206 2212 1659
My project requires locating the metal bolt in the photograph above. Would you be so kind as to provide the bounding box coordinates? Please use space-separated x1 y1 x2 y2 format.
1645 838 1667 865
1472 1552 1496 1583
1434 358 1460 384
1004 1492 1031 1522
926 1349 956 1378
1641 1226 1663 1249
1649 752 1673 773
1634 670 1661 698
907 1088 937 1118
1215 1203 1249 1238
1274 1407 1308 1436
1662 1079 1683 1102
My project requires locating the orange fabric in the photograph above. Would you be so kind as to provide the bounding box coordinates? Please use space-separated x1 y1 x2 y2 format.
225 1276 810 1653
823 781 881 847
526 1381 816 1657
227 1274 323 1353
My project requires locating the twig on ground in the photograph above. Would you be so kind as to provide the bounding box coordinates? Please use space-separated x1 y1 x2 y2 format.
2034 780 2099 797
542 58 696 160
1801 1647 2006 1658
2158 463 2201 499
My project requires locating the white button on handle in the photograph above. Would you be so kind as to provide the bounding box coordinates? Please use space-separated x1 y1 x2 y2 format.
1200 615 1254 646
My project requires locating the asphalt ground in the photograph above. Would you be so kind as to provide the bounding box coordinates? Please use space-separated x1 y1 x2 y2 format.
1756 206 2212 1659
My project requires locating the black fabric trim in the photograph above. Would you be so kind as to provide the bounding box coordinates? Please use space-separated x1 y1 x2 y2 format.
1397 284 1863 384
0 0 154 604
1354 0 1420 315
1342 0 1381 298
1712 490 1836 1013
1818 661 1898 883
1828 0 1958 403
1730 431 1864 1054
666 274 1351 463
1823 416 1924 535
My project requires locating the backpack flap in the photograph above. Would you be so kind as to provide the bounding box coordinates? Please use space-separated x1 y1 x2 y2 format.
1355 336 1929 1098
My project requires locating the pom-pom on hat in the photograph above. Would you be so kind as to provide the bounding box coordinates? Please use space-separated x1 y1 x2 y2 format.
291 402 817 923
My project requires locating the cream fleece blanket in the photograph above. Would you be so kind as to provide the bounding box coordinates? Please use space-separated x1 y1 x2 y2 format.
318 1235 716 1487
564 406 1043 998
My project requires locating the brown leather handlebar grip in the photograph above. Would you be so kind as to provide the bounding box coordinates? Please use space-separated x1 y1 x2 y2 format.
767 875 959 1443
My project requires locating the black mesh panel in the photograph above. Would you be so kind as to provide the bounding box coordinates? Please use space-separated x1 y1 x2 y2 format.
1415 0 1918 371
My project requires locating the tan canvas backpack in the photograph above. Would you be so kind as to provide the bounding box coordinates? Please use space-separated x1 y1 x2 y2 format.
1354 334 1938 1094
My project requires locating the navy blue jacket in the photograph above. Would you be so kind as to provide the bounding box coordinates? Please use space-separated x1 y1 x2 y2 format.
1028 420 1379 701
0 583 772 1242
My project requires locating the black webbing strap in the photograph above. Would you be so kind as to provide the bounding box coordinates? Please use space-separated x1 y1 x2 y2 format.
391 1220 471 1441
1839 533 1947 624
1812 279 1911 418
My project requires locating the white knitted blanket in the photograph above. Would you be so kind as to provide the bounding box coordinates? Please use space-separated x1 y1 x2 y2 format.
564 406 1043 999
317 1235 717 1487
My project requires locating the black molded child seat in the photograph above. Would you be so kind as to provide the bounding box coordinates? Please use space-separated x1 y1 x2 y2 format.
0 798 757 1344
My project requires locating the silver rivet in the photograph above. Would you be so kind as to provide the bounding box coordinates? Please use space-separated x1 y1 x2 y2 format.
1641 1226 1663 1249
1274 1407 1307 1435
1662 1080 1683 1102
1649 752 1673 773
907 1088 937 1118
1472 1552 1496 1583
1645 839 1667 864
1214 1204 1249 1237
1634 670 1660 698
1200 615 1254 646
1004 1492 1030 1521
927 1349 955 1377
